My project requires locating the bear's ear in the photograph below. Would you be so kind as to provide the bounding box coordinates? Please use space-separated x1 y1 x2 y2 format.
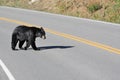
40 27 43 29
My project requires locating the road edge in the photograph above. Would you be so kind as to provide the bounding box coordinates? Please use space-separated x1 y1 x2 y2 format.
0 59 15 80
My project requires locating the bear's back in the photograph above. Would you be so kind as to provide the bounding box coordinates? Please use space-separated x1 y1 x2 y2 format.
13 25 40 35
16 25 30 31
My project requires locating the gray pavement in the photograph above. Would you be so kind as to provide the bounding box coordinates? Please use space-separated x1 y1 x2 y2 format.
0 6 120 80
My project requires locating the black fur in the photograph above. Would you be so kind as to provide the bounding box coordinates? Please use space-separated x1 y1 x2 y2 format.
11 25 46 50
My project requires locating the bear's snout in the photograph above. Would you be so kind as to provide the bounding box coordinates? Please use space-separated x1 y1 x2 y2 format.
42 35 46 39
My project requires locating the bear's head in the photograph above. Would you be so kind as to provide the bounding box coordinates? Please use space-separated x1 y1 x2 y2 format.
36 27 46 39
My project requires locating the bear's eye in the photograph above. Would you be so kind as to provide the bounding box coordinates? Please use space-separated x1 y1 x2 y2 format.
42 29 45 34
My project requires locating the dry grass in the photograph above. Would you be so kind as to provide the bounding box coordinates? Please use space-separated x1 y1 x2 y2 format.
0 0 120 23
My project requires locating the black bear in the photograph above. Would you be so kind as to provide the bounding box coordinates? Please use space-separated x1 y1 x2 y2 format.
11 25 46 50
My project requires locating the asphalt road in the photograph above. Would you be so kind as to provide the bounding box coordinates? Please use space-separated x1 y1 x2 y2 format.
0 6 120 80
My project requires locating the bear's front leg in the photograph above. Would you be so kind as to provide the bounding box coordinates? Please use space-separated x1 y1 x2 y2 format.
31 41 40 50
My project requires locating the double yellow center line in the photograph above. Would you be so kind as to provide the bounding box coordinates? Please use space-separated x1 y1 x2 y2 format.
0 17 120 54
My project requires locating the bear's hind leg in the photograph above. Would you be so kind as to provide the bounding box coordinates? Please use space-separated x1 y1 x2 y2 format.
19 40 25 49
11 39 18 50
24 40 31 50
11 33 18 50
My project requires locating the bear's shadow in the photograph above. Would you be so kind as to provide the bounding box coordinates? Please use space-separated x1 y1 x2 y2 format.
28 46 74 51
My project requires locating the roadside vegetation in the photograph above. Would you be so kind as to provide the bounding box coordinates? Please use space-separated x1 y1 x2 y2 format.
0 0 120 24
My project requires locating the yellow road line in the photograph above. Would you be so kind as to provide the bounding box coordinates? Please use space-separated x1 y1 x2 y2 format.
0 17 120 54
45 28 120 54
0 17 32 26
